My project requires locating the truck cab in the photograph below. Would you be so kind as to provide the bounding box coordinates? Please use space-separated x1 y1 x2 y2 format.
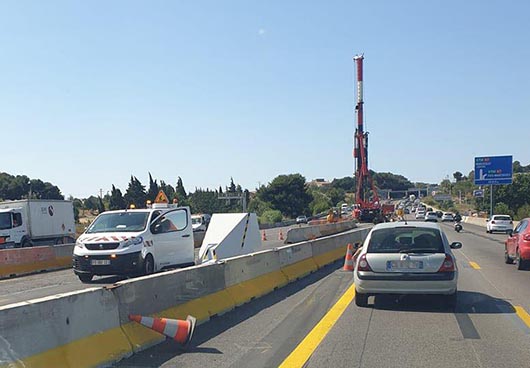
73 203 195 283
191 214 211 232
0 209 26 248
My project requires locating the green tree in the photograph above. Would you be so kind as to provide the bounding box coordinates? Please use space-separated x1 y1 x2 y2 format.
494 202 512 217
83 196 99 211
97 197 105 214
372 172 413 191
248 197 272 216
229 177 236 193
453 171 464 182
175 177 187 204
260 209 283 224
330 176 355 192
258 174 312 218
146 173 159 202
516 204 530 220
309 191 332 215
124 176 147 208
109 185 126 210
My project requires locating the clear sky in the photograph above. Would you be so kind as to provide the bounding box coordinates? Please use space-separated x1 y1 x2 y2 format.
1 0 529 198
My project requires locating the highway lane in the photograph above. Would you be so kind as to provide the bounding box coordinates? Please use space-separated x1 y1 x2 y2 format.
115 219 530 368
0 223 337 306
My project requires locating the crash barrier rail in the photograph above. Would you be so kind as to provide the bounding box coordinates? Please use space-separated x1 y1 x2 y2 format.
284 221 357 244
0 227 370 368
0 244 74 279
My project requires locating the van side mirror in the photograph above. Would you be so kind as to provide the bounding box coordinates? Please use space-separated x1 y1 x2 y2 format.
151 223 161 234
450 242 462 249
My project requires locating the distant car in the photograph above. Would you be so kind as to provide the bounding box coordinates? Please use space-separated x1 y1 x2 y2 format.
505 218 530 270
441 213 454 222
354 222 461 308
487 215 513 234
436 211 443 218
415 211 426 220
296 215 308 224
404 208 410 214
427 207 433 212
425 211 438 222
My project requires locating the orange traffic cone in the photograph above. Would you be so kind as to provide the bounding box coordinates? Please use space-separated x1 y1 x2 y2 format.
262 231 267 241
129 314 196 347
343 243 355 271
279 229 284 241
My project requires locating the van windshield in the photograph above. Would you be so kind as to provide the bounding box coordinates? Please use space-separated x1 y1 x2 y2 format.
0 213 11 230
86 212 150 233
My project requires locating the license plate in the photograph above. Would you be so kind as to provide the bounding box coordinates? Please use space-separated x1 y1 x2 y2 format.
387 260 423 270
91 259 111 266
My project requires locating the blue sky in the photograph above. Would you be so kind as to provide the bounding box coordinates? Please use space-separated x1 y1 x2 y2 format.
1 0 529 198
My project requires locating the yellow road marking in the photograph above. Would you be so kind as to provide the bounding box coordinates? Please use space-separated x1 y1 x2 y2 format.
515 306 530 328
279 283 355 368
469 261 481 270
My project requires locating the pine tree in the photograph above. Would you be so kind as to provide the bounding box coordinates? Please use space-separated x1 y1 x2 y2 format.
124 176 147 208
109 185 126 210
147 172 159 202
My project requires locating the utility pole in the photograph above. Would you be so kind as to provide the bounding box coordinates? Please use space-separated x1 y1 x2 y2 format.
490 184 494 217
99 188 103 198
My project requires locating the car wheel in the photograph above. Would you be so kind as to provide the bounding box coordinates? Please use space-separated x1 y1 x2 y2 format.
445 291 457 310
516 250 527 270
78 273 94 283
355 291 369 307
144 254 155 275
504 247 514 264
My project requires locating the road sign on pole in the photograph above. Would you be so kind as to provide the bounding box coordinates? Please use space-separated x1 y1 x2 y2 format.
474 155 513 185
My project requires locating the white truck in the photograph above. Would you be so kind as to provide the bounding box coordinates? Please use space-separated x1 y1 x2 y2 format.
0 199 76 249
73 200 195 282
191 213 211 232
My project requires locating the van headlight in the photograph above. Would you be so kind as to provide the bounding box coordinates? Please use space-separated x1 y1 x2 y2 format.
123 236 143 248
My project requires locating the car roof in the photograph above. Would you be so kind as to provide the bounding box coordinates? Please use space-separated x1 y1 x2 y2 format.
371 221 441 231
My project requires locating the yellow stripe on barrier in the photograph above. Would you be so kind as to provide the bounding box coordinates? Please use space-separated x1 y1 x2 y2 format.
281 258 318 281
0 326 132 368
0 258 72 278
313 246 347 268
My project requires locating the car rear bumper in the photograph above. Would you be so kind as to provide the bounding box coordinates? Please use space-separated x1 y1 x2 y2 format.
489 225 513 231
73 252 143 276
355 272 457 295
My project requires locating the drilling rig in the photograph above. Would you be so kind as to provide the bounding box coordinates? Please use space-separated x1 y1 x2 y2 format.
353 54 381 222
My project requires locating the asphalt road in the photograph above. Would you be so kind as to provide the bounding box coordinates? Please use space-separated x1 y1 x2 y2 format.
115 218 530 368
0 224 312 306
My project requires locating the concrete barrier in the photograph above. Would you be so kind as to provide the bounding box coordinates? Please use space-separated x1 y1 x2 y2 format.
0 288 130 368
0 227 371 368
223 250 287 306
311 228 369 268
284 221 357 244
0 244 74 279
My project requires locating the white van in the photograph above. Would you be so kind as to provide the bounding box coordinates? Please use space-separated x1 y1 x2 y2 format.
73 204 194 282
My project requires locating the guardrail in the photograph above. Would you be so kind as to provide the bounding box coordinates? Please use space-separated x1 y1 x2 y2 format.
0 244 74 279
0 227 370 368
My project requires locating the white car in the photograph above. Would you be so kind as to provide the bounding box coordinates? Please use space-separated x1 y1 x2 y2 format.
441 212 454 222
486 215 513 234
354 222 461 308
425 211 438 222
415 211 426 220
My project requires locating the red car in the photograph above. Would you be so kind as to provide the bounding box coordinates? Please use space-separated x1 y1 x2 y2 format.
505 218 530 270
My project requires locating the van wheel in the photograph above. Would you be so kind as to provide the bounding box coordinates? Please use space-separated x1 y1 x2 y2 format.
144 254 155 275
78 273 94 283
355 291 369 307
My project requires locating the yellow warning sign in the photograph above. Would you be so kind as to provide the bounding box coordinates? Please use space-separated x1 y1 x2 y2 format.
154 190 169 204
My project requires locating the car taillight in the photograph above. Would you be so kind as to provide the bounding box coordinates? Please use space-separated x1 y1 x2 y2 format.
357 254 372 272
438 254 455 272
491 220 496 224
523 234 530 241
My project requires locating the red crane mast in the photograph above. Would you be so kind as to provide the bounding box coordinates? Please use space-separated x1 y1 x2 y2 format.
353 54 381 222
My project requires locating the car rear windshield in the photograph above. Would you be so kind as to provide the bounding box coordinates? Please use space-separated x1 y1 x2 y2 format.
494 216 511 221
367 227 444 254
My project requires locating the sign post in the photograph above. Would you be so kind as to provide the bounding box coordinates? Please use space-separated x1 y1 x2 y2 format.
474 156 513 217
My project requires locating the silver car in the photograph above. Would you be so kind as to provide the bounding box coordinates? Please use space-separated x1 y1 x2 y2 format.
354 222 462 308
